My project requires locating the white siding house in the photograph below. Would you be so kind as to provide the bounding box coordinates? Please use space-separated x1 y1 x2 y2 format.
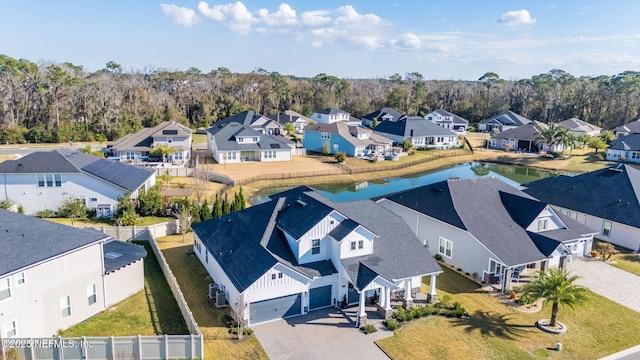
0 149 156 217
0 210 146 338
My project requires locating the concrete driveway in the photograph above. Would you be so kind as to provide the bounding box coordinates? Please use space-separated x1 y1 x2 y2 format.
253 307 393 360
566 257 640 313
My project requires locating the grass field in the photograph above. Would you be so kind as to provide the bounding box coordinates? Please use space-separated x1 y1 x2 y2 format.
60 242 189 336
376 267 640 360
156 234 268 360
45 216 174 227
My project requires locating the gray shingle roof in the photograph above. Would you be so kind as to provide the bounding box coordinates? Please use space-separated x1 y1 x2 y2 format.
382 177 570 267
608 133 640 151
523 164 640 228
613 119 640 134
329 219 360 241
0 149 155 192
492 121 546 141
304 122 392 147
0 210 110 276
268 110 313 126
103 240 147 274
374 118 457 138
362 107 406 122
558 118 601 134
111 121 191 151
431 109 470 124
480 110 532 126
207 122 294 151
315 107 349 115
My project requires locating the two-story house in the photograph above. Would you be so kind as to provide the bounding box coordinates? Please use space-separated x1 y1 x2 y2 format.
303 122 393 158
191 186 442 326
373 117 459 149
108 121 192 165
425 109 470 133
612 119 640 138
310 108 361 126
207 122 295 163
0 149 156 217
361 107 407 128
217 110 283 136
0 210 146 337
376 177 596 292
477 110 532 132
268 110 313 134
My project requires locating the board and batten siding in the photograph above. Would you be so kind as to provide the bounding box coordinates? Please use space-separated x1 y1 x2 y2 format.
525 207 565 232
378 199 498 277
338 227 375 260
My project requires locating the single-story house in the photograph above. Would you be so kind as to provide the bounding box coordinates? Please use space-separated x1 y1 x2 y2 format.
191 186 442 326
107 121 192 166
524 164 640 252
490 121 561 153
373 117 459 149
605 133 640 163
361 107 407 128
376 177 596 292
207 122 295 163
425 109 470 133
558 118 602 137
0 149 156 217
310 108 362 126
477 110 532 132
0 209 146 337
612 119 640 138
268 110 314 134
303 122 393 158
217 110 283 136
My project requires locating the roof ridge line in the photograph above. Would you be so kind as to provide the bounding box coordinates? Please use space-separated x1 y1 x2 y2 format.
260 197 286 249
57 149 84 172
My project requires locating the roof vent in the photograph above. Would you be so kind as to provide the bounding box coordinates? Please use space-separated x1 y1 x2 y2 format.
296 200 307 207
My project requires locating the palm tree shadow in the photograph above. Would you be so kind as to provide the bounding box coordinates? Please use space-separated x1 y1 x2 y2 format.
452 310 536 340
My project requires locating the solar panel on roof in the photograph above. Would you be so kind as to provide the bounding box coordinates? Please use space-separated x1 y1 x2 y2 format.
162 129 178 135
82 160 152 191
270 144 281 148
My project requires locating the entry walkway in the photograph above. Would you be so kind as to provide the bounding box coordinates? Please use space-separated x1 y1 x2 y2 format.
253 307 392 360
566 257 640 313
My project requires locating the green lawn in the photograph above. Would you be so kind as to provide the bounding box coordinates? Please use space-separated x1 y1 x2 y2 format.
60 242 189 336
192 133 207 145
45 216 173 227
376 267 640 360
610 253 640 276
156 235 268 360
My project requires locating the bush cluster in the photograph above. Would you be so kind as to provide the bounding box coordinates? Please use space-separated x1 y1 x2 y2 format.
393 300 468 325
360 324 377 334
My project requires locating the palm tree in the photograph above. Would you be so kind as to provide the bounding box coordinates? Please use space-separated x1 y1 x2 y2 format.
535 122 567 153
522 269 588 327
561 132 578 156
151 144 177 164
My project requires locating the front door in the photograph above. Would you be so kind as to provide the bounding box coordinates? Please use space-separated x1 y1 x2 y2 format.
347 283 359 304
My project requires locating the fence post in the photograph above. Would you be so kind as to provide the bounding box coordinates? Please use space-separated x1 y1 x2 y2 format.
137 335 142 359
110 336 115 359
164 334 169 359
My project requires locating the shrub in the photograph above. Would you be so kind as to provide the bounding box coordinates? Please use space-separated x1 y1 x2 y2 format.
593 153 604 161
34 209 56 218
434 254 443 261
0 200 12 209
439 295 452 308
383 319 400 331
619 155 627 162
395 306 407 322
361 324 377 334
334 151 346 163
406 306 418 320
589 250 600 258
516 294 536 305
229 327 253 335
17 205 24 214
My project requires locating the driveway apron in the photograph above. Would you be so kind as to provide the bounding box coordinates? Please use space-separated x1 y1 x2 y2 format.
253 307 392 360
566 257 640 313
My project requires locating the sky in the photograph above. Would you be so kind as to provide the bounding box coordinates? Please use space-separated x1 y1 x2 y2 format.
1 1 640 80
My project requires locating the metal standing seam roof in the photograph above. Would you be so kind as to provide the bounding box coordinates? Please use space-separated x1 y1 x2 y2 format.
523 164 640 228
0 209 110 276
0 149 154 192
103 240 147 274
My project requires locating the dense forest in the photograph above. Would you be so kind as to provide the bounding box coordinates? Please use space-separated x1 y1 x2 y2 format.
1 54 640 143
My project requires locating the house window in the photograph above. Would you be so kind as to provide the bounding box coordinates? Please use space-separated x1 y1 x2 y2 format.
54 174 62 187
278 272 283 279
124 151 135 160
253 137 258 142
537 219 548 231
312 239 320 255
174 152 184 160
490 260 503 274
358 240 364 249
37 174 45 187
16 272 25 287
602 221 612 237
205 250 208 263
224 152 237 160
264 150 276 159
4 320 17 338
60 295 72 319
37 174 62 187
87 283 97 306
90 197 98 202
271 272 283 280
271 273 276 280
350 241 356 251
0 278 10 301
238 137 244 143
321 132 331 140
46 174 53 187
438 237 453 258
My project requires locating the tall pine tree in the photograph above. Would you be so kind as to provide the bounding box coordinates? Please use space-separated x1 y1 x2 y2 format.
212 194 222 218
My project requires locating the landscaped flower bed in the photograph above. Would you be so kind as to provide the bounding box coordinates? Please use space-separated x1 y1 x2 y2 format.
383 295 469 331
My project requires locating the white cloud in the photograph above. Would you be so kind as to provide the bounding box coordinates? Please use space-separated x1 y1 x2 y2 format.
301 10 332 27
198 1 254 34
160 4 199 28
496 10 536 26
257 3 297 26
392 33 422 49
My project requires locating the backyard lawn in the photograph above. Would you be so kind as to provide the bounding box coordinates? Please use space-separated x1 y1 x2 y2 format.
376 267 640 359
60 242 188 336
45 216 174 227
155 234 268 360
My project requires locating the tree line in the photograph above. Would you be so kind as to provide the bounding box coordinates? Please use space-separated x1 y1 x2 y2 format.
1 54 640 143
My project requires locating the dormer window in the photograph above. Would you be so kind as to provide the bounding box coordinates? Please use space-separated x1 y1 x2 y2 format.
311 239 320 255
537 219 548 231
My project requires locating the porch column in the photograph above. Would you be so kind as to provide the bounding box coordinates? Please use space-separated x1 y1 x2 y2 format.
385 286 392 311
540 260 548 272
559 256 567 270
502 268 512 293
403 278 413 308
357 291 367 327
427 275 438 303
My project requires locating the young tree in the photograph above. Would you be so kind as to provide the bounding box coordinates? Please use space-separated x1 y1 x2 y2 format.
176 205 193 242
233 187 246 211
222 193 232 215
282 122 296 136
137 185 162 216
232 294 247 340
95 133 107 146
212 194 222 218
200 200 212 221
535 122 568 153
58 197 88 225
521 269 588 327
115 195 137 226
596 241 620 261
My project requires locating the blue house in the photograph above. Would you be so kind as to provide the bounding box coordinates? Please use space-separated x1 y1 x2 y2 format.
303 122 393 158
